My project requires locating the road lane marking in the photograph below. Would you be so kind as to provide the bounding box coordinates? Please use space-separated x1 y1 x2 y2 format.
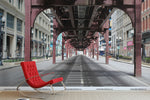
81 78 84 84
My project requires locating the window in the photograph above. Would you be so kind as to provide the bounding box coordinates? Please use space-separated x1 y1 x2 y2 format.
109 32 111 36
17 18 22 32
146 16 148 30
43 20 45 26
45 34 47 41
18 0 23 10
127 29 134 38
7 13 14 29
42 33 44 39
39 31 41 39
0 9 4 20
48 36 49 42
51 19 53 23
39 17 41 24
9 0 14 4
145 38 150 43
35 29 38 38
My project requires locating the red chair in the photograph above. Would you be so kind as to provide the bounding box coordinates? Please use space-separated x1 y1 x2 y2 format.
17 61 66 98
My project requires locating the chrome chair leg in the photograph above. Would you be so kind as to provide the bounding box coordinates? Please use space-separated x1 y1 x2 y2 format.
61 81 66 90
17 81 46 99
50 85 55 95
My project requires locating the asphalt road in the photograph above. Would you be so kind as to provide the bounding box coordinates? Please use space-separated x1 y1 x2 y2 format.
0 55 149 86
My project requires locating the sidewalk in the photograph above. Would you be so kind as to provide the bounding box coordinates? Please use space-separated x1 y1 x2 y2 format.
109 57 150 68
0 56 62 70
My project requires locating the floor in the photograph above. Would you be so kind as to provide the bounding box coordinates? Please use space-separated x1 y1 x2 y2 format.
0 90 150 100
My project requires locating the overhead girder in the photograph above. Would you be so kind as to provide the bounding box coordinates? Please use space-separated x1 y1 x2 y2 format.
31 0 135 46
32 0 135 7
53 5 111 49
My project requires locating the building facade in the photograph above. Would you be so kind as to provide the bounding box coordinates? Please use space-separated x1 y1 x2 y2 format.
141 0 150 58
111 9 134 57
0 0 52 59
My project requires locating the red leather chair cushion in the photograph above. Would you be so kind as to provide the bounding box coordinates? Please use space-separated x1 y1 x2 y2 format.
49 77 63 84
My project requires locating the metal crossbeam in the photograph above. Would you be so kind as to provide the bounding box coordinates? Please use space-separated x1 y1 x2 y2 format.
51 8 64 28
68 6 76 35
85 6 98 36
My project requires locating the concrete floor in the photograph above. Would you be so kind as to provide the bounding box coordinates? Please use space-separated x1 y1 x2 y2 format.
0 90 150 100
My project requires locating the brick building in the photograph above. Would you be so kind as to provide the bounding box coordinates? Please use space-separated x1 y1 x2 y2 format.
142 0 150 57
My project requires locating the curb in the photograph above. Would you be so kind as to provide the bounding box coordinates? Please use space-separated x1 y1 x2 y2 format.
110 58 150 68
0 57 61 71
0 65 20 71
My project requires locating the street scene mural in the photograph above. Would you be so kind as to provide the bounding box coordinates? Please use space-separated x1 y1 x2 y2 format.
0 0 149 88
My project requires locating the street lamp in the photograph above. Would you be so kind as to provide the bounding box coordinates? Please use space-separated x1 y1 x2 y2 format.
0 13 5 66
116 37 122 59
41 37 46 57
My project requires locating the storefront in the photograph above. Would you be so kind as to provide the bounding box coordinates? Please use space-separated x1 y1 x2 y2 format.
142 31 150 57
39 42 42 56
123 46 127 56
127 41 134 57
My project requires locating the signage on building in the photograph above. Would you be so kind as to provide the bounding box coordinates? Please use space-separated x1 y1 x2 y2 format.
50 44 53 47
127 41 134 46
124 47 127 50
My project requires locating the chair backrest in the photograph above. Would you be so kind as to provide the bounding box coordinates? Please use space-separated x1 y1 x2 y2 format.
20 61 44 88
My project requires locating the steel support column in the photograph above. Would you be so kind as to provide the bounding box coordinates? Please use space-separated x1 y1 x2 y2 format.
76 49 77 55
89 47 91 57
89 48 91 58
68 46 70 58
53 32 57 64
97 34 99 60
88 48 90 57
70 48 72 57
104 20 109 64
83 49 86 56
134 0 142 77
93 44 94 58
66 42 68 59
62 33 65 60
90 46 92 58
24 0 31 61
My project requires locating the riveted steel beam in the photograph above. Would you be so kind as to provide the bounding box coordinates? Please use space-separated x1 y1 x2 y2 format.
100 8 115 29
68 6 76 35
86 6 98 36
51 8 64 28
